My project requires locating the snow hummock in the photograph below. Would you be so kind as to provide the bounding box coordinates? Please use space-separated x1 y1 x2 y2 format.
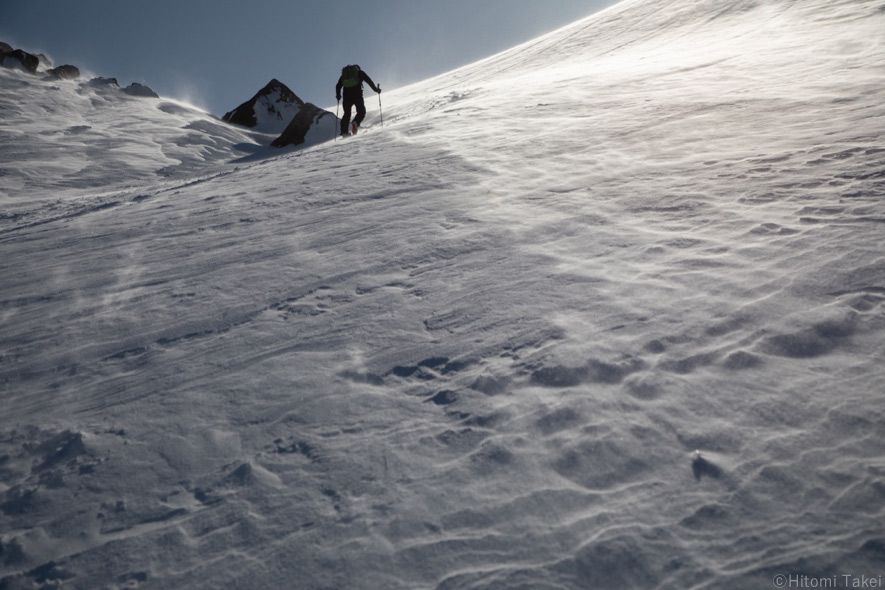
1 0 884 588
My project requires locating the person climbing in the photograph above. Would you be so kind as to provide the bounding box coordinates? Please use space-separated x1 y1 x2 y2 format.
336 64 381 136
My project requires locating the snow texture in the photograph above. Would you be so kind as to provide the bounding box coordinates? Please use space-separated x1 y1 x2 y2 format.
1 0 884 588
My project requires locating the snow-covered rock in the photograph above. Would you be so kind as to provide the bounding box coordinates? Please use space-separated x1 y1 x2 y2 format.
84 76 120 88
0 42 52 75
271 102 336 148
222 78 326 136
45 64 81 80
122 82 159 98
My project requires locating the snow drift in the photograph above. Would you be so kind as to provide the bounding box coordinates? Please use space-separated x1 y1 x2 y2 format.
1 0 884 588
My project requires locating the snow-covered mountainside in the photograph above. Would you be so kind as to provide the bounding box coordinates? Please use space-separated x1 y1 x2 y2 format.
0 69 266 203
2 0 884 588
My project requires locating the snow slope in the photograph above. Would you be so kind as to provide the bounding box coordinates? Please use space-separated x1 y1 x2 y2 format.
1 0 884 588
0 72 266 204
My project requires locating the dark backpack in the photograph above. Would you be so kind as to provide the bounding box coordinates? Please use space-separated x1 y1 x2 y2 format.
341 65 361 88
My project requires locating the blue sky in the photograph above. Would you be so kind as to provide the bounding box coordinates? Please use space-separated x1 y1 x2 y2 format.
1 0 617 117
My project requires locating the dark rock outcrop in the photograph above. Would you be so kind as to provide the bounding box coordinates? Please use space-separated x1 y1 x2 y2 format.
0 43 52 75
222 78 304 133
81 77 158 98
1 49 40 74
46 65 81 80
85 77 120 88
0 42 155 98
123 82 159 98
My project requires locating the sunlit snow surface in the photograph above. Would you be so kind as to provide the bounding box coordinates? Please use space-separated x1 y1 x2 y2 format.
2 0 884 588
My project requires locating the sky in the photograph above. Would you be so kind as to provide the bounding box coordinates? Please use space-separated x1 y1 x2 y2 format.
1 0 618 118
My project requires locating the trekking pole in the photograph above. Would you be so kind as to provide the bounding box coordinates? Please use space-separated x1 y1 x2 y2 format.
334 99 340 140
377 86 383 128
